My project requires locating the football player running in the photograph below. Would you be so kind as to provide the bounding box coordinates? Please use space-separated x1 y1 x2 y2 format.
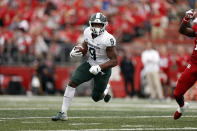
173 9 197 120
52 12 118 121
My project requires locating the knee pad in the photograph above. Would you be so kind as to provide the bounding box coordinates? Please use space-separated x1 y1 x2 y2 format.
92 93 101 102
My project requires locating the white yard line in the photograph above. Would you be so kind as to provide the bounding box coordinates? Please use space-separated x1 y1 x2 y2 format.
0 108 49 110
21 121 50 124
84 128 197 131
70 103 197 109
0 105 197 111
67 115 197 119
0 117 51 120
21 127 197 131
121 125 153 128
0 106 196 112
0 96 62 102
69 123 101 126
1 115 197 120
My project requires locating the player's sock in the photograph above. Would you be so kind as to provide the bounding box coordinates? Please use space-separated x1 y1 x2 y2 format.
61 85 76 113
176 96 184 107
104 84 110 96
104 84 111 103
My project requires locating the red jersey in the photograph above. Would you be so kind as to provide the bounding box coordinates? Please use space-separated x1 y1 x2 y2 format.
191 40 197 64
191 25 197 63
176 54 190 73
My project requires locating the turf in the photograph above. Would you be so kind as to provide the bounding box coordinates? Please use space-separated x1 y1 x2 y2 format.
0 96 197 131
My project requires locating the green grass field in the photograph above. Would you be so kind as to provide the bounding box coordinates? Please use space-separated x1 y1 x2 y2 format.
0 96 197 131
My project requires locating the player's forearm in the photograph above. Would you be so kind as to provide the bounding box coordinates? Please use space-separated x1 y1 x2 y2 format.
179 21 188 35
179 22 195 37
82 41 88 52
99 59 118 70
100 46 118 70
179 16 195 37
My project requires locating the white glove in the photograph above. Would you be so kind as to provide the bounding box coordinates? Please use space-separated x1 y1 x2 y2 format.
70 46 83 57
185 9 195 20
193 18 197 24
89 65 101 75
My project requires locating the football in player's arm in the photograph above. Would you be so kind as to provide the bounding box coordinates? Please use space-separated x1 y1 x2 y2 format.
52 12 118 121
173 9 197 120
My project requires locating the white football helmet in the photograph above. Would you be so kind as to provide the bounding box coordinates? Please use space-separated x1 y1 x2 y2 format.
89 12 108 35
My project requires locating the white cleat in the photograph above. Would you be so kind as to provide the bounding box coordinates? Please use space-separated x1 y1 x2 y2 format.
174 102 189 120
52 112 68 121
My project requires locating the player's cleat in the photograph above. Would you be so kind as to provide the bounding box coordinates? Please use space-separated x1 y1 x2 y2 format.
174 110 182 120
51 112 68 121
174 102 189 120
104 94 111 103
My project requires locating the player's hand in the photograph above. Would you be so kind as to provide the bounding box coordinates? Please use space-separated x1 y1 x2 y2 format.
89 65 101 75
70 46 83 57
193 17 197 24
185 9 195 21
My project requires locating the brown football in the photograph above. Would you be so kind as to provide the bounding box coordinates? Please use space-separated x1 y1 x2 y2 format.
75 46 87 55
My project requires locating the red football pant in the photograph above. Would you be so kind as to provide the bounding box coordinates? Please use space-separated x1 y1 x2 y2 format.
174 62 197 100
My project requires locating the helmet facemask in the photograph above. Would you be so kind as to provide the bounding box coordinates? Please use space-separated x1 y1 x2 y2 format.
89 22 108 35
89 13 108 35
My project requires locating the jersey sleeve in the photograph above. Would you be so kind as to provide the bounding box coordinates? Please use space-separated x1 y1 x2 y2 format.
106 35 116 47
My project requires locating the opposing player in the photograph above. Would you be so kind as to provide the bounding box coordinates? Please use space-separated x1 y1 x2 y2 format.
52 12 118 121
173 9 197 120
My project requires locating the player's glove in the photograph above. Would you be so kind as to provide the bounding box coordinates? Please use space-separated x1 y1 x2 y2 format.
193 17 197 24
185 9 195 21
89 65 101 75
70 46 83 58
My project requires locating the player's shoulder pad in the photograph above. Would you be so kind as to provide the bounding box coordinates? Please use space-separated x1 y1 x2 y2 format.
83 27 91 36
105 32 116 47
83 27 91 42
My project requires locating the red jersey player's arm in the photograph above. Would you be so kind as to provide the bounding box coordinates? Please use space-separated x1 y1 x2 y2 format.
179 21 195 37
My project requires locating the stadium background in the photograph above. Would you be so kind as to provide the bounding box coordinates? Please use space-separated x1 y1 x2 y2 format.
0 0 197 100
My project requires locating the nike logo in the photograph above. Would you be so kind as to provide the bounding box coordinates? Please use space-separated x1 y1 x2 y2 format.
187 64 191 69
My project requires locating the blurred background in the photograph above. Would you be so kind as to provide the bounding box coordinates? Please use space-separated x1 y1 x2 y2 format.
0 0 197 101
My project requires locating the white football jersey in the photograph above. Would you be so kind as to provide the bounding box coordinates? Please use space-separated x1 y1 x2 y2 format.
84 27 116 66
